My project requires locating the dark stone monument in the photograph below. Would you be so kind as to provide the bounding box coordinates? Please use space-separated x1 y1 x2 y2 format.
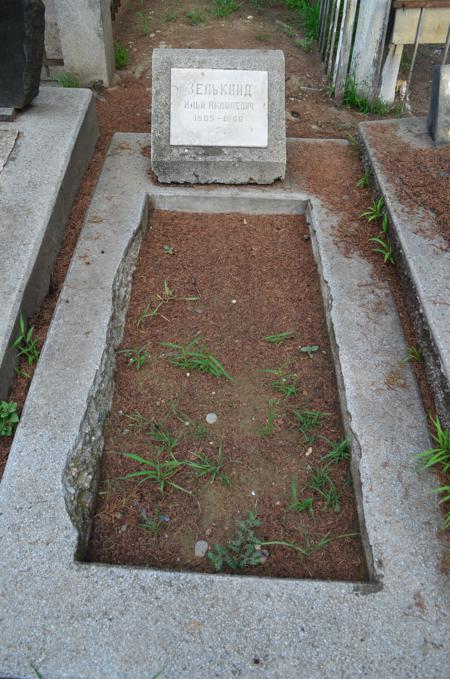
427 64 450 146
0 0 45 111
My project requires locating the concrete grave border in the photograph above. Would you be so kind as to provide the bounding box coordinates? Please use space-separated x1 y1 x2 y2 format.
0 87 98 400
0 134 448 679
359 117 450 431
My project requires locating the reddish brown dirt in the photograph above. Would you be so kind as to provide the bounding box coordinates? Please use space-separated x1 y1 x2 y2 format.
86 211 366 580
363 123 450 246
114 0 400 140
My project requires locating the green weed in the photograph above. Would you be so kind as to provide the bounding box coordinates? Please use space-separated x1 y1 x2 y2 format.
172 408 208 440
135 10 151 34
287 478 314 515
119 346 150 370
186 9 204 24
185 447 231 486
161 337 232 380
162 10 177 22
343 77 393 116
257 399 279 437
114 42 128 70
263 330 294 345
139 505 167 534
13 314 40 366
309 466 340 512
208 511 264 571
299 345 319 358
360 197 385 222
368 235 394 264
356 171 370 189
402 346 423 364
57 72 80 88
417 416 450 473
212 0 237 18
120 452 190 494
417 416 450 529
261 366 297 398
284 0 320 40
296 36 313 52
0 401 19 437
321 438 349 465
433 486 450 528
137 280 198 325
163 244 175 254
292 408 328 444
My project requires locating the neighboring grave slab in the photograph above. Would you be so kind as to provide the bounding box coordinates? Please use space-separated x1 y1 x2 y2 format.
0 0 45 109
151 49 286 184
427 64 450 145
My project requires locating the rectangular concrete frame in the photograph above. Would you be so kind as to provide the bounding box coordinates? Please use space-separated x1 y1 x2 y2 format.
0 87 98 400
1 134 448 679
151 49 286 184
359 117 450 431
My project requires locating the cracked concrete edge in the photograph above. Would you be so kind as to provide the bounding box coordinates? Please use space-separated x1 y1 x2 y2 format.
0 87 98 401
358 118 450 430
0 134 448 679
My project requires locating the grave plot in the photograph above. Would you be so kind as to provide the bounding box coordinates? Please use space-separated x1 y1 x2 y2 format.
1 134 448 679
87 210 366 579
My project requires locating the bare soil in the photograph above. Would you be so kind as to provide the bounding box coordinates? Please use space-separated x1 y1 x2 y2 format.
86 210 366 580
363 122 450 246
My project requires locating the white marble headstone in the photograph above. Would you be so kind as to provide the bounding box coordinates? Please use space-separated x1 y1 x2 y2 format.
170 68 268 148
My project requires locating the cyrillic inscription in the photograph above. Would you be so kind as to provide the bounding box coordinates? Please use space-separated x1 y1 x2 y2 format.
170 68 268 147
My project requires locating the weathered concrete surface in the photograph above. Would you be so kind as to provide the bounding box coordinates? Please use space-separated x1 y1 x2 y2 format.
151 49 286 184
428 64 450 145
0 87 98 400
54 0 114 86
359 117 450 431
0 135 448 679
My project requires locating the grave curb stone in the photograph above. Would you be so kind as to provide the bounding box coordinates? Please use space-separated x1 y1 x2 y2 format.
151 48 286 184
358 116 450 430
427 64 450 145
0 87 98 400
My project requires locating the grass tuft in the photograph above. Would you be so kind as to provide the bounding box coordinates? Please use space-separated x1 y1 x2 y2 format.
292 408 328 444
161 337 232 380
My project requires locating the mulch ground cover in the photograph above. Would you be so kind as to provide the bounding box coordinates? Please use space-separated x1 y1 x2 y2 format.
86 210 367 580
364 123 450 246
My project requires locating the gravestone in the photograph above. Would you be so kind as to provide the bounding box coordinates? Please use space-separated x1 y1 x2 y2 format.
151 49 286 184
0 0 45 111
427 64 450 145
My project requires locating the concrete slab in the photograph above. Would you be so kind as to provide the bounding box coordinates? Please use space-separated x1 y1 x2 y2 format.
0 135 448 679
359 117 450 430
0 86 98 400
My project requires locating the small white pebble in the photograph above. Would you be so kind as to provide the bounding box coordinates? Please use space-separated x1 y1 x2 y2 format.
251 490 256 496
206 413 218 424
231 299 237 304
211 391 216 395
186 372 190 377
